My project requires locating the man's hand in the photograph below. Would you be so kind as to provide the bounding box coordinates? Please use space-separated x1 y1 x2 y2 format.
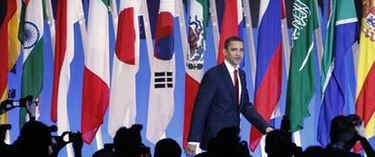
265 127 274 133
185 143 197 157
0 124 10 144
355 122 366 138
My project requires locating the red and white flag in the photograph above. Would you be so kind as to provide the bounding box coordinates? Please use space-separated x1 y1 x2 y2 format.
108 0 140 137
217 0 242 63
81 0 110 144
51 0 84 156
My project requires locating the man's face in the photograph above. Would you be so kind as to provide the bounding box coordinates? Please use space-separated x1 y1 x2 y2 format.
224 41 244 66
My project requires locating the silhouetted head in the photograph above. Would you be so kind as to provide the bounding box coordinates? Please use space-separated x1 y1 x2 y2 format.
346 114 363 127
207 127 249 157
265 130 299 157
92 147 115 157
302 146 326 157
113 124 149 156
154 138 181 157
16 121 51 156
330 115 356 149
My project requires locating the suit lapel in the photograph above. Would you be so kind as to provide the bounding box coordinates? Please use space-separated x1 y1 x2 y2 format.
238 69 246 107
220 63 236 101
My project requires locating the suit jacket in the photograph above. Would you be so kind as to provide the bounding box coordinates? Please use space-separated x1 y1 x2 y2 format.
188 63 269 150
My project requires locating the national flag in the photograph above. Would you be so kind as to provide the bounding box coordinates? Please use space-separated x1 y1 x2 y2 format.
81 0 110 144
19 0 44 125
317 0 358 146
355 0 375 140
284 0 324 29
51 1 83 156
0 0 18 124
249 0 283 151
146 0 176 144
8 0 20 72
51 0 84 142
183 0 209 148
286 0 318 132
108 0 140 137
217 0 242 64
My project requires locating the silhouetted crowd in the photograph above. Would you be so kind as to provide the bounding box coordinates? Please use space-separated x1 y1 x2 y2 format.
0 114 374 157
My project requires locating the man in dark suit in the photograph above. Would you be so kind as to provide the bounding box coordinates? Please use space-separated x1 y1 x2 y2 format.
186 36 273 155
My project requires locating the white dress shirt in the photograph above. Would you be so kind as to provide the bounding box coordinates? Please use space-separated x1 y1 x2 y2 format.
224 60 242 103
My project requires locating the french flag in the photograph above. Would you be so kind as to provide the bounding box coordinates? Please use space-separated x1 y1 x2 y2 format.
250 0 282 151
146 0 176 144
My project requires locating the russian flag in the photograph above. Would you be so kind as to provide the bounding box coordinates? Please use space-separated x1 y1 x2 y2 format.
249 0 282 151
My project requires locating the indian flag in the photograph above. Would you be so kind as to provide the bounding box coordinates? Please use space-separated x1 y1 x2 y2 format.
19 0 44 125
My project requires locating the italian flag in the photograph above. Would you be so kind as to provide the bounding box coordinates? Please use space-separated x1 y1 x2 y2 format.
81 0 110 144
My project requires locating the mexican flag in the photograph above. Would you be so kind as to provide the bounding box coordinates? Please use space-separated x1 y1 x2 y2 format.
183 0 209 148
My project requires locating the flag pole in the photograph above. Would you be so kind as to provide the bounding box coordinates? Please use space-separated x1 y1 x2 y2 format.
176 0 190 65
45 0 56 56
95 127 104 149
209 0 220 60
110 0 118 38
242 0 257 86
141 0 155 63
78 16 88 56
76 1 104 150
314 0 324 73
281 0 291 78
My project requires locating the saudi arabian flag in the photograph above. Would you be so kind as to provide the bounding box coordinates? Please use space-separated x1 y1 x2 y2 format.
19 0 44 125
286 0 318 132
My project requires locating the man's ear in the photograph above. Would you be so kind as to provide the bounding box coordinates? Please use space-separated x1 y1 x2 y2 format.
223 49 227 57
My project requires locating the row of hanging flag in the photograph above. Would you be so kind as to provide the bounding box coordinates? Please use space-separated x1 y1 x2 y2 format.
1 0 375 155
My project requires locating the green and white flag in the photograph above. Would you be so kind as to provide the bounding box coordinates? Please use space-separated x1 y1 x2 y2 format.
19 0 44 125
286 0 318 132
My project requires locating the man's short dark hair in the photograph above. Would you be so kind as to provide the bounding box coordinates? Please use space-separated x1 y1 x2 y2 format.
330 115 356 144
224 36 243 50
